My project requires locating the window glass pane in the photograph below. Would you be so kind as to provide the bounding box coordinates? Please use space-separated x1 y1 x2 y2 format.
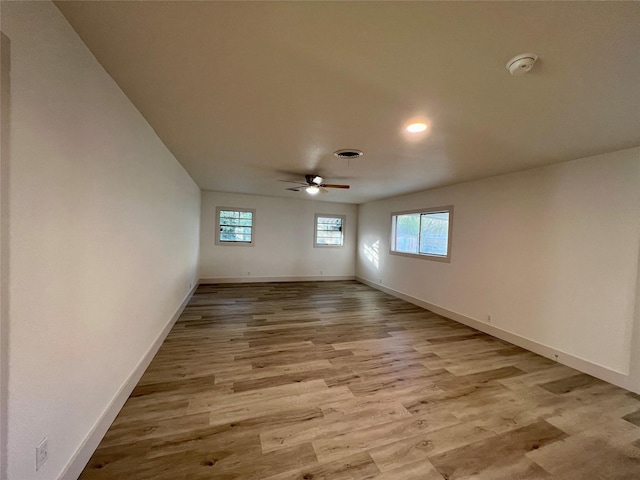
221 226 252 235
220 210 239 218
318 217 342 228
419 212 449 256
317 224 341 231
218 209 254 244
317 238 341 246
220 218 252 227
315 216 344 246
220 233 252 242
395 213 420 253
317 231 342 245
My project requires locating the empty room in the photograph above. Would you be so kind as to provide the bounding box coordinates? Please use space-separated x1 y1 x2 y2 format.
1 1 640 479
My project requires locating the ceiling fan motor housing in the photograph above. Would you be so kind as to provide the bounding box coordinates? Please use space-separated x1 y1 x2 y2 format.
305 174 323 185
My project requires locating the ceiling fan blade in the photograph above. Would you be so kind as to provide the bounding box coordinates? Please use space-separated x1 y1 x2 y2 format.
280 176 348 193
279 179 308 185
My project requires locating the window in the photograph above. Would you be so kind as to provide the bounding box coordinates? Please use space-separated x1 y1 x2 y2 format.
216 207 255 246
314 214 345 247
391 206 453 262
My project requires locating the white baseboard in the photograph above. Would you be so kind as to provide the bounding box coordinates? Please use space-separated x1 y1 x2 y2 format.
58 281 199 480
355 276 637 394
199 275 355 284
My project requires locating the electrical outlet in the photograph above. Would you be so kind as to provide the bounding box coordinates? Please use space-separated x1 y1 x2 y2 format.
320 270 323 275
554 354 559 362
36 437 48 471
487 314 492 323
247 271 251 276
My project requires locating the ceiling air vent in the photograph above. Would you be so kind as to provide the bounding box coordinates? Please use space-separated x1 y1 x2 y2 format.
334 149 364 159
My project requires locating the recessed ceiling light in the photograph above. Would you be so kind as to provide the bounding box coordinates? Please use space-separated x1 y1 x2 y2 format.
406 123 428 133
306 185 320 195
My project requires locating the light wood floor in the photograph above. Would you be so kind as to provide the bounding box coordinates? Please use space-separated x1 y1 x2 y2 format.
80 281 640 479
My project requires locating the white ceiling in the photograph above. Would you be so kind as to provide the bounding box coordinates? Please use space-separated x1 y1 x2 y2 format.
55 1 640 204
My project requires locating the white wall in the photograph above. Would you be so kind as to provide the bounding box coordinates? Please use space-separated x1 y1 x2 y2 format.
200 191 357 282
630 244 640 392
1 3 201 479
357 147 640 393
1 28 10 480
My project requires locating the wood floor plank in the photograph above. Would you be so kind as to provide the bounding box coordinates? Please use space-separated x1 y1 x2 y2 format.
260 400 411 453
623 409 640 427
538 373 604 395
312 413 463 464
215 358 333 384
78 281 640 479
371 459 444 480
428 420 566 479
263 451 380 480
526 418 640 479
206 386 355 427
368 421 496 472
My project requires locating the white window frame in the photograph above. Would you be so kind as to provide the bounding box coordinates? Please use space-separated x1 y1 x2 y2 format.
216 207 255 246
390 206 453 262
314 214 346 248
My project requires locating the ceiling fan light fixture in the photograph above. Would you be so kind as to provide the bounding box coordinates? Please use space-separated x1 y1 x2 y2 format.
306 185 320 195
312 175 323 185
406 122 428 133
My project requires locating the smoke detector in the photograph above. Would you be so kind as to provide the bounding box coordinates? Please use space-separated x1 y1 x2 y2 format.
506 53 538 76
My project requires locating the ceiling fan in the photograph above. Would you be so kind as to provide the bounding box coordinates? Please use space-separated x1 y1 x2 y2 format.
279 174 350 195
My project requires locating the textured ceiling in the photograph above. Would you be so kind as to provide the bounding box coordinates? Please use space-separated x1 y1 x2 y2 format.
55 1 640 203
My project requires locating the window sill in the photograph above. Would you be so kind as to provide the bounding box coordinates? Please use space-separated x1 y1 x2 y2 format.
215 241 255 247
389 250 450 263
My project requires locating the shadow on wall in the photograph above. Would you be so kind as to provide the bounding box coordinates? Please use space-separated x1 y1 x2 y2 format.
0 31 12 480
